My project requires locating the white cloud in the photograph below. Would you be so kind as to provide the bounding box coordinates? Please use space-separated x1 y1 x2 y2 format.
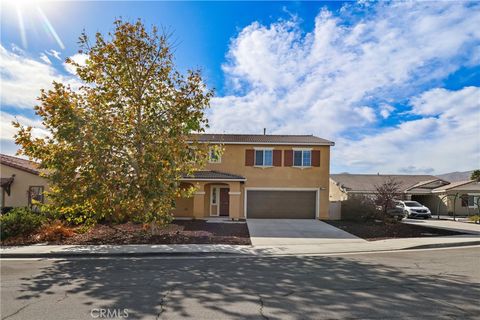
46 49 61 60
39 53 51 64
0 45 81 109
209 1 480 173
379 104 395 119
338 86 480 174
63 53 88 75
0 111 47 142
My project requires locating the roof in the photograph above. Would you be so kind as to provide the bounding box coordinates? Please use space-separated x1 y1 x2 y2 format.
432 180 479 192
189 134 334 146
330 174 441 193
0 154 40 175
182 170 246 181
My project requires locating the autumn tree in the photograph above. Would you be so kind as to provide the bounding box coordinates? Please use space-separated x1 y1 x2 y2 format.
14 19 213 225
374 178 402 219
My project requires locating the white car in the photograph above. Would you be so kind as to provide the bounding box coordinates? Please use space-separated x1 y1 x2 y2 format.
394 200 432 219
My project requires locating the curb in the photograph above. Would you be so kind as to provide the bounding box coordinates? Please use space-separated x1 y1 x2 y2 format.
2 241 480 258
402 241 480 250
0 251 250 259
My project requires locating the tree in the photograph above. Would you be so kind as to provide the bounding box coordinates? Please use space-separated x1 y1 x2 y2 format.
374 178 401 220
471 170 480 182
14 19 213 226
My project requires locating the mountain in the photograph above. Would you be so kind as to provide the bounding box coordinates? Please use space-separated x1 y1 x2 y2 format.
436 170 474 182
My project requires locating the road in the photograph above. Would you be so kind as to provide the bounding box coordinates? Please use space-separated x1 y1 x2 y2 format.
1 247 479 319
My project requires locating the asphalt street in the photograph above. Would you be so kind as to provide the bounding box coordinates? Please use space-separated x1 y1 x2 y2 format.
1 246 479 320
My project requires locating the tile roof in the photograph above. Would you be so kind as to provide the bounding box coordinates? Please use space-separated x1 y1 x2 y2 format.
182 170 246 181
189 134 334 146
432 180 479 192
0 154 40 175
330 174 441 193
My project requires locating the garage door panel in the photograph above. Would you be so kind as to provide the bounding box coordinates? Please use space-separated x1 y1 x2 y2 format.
247 190 316 219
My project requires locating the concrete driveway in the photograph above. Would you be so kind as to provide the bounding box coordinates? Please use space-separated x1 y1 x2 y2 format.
247 219 366 246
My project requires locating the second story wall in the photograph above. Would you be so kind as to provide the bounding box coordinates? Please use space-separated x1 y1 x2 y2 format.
203 144 331 188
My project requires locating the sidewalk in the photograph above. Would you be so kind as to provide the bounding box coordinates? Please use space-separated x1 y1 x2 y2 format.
2 235 479 258
403 218 480 235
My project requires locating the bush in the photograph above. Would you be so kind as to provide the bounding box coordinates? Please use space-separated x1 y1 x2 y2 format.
469 215 480 224
0 207 46 240
341 195 380 222
36 221 75 242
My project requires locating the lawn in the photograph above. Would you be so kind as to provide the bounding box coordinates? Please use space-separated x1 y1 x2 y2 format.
325 220 467 241
1 220 251 246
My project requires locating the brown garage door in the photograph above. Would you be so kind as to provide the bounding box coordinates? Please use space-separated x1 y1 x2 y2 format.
247 190 317 219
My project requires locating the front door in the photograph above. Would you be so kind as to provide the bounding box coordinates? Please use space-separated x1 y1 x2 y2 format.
219 188 230 216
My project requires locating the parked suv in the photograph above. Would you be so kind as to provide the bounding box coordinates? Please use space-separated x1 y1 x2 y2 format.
394 200 431 219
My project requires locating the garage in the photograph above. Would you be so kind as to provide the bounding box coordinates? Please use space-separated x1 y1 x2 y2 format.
246 189 317 219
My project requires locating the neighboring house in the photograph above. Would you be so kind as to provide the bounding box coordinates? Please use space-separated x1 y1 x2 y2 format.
329 174 450 213
173 134 334 220
330 173 480 216
432 180 480 215
0 154 49 211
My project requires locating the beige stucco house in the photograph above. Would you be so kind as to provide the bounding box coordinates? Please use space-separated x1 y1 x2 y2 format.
329 173 480 216
1 133 335 219
174 134 334 220
1 154 49 211
432 180 480 216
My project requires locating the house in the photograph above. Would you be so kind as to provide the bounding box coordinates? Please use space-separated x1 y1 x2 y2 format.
432 180 480 215
0 154 48 211
329 173 450 213
330 173 480 216
1 133 335 219
173 134 334 220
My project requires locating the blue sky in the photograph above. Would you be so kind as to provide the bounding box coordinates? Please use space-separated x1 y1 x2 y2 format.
1 1 479 174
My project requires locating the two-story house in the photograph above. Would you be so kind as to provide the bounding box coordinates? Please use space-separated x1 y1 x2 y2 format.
173 134 334 220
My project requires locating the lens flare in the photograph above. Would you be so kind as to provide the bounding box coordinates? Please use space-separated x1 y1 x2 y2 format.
15 4 28 48
37 6 65 50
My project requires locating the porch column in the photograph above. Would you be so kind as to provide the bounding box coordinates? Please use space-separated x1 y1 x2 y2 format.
192 182 206 218
228 182 242 220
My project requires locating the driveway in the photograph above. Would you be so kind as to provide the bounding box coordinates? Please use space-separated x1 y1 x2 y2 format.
403 218 480 235
247 219 365 246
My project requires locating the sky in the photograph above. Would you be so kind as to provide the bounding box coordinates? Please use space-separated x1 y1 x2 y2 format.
1 0 479 174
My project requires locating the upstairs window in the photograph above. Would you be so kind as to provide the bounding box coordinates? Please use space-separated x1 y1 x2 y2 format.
293 149 311 167
255 149 273 167
209 147 221 163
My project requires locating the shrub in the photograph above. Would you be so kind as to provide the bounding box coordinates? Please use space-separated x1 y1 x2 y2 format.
341 195 380 222
36 221 75 242
0 207 46 240
469 215 480 224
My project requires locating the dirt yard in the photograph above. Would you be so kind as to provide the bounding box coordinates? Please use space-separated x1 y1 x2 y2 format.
1 220 251 246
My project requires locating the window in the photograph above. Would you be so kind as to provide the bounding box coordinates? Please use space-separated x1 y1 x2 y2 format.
255 149 273 166
209 147 221 163
28 186 44 212
468 195 479 208
212 187 218 204
293 150 311 167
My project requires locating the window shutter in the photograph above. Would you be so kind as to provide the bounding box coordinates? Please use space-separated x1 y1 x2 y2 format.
461 195 468 207
245 149 254 166
312 150 321 167
273 150 282 166
284 150 293 166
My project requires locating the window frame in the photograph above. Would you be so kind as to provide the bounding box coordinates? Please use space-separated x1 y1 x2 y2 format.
254 148 273 167
292 148 312 168
28 186 44 212
468 194 480 208
208 146 222 163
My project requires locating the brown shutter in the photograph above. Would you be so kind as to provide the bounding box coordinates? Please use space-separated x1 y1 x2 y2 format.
284 150 293 166
273 150 282 166
312 150 321 167
245 149 254 166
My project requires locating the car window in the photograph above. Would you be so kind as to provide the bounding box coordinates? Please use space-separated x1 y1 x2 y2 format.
405 201 422 207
